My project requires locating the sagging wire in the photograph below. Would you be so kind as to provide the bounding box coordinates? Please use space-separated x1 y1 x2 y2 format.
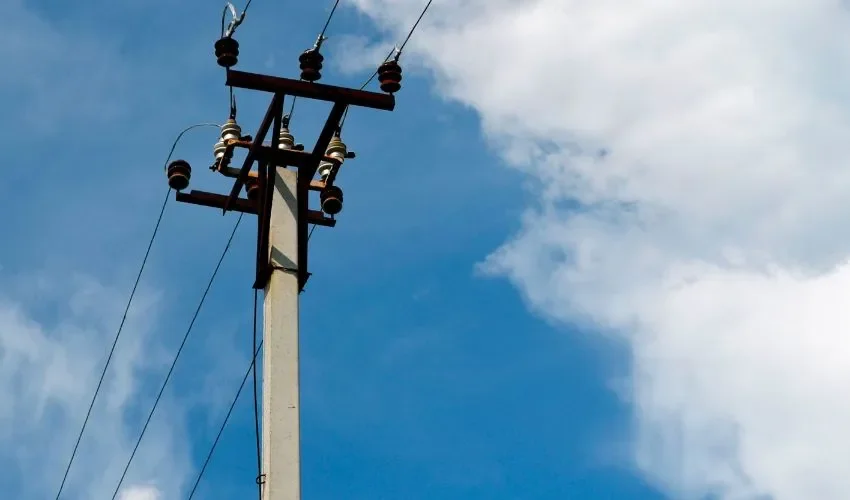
163 124 222 172
54 123 220 500
109 212 245 500
187 330 264 499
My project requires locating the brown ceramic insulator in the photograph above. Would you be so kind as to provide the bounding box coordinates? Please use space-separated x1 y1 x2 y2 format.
167 160 192 191
214 37 240 68
320 185 343 215
245 180 260 201
377 60 403 93
299 49 324 82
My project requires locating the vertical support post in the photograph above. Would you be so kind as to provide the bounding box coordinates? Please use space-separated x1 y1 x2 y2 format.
262 166 301 500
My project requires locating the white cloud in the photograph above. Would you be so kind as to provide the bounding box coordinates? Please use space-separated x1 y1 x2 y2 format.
329 33 395 75
348 0 850 498
119 485 162 500
0 272 191 499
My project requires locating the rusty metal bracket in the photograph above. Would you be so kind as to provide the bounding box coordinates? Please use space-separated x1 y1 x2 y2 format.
176 66 393 292
226 70 395 110
224 92 284 214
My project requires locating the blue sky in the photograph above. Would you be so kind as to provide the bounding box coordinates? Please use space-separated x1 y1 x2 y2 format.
0 0 668 498
33 0 850 498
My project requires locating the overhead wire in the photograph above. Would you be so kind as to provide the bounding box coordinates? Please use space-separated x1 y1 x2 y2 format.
338 0 435 131
187 309 264 499
221 0 254 38
221 0 255 119
319 0 342 41
287 0 343 122
397 0 434 56
109 212 245 500
251 289 263 499
53 122 219 500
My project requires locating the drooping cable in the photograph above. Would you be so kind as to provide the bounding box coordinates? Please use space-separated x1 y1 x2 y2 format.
252 289 263 499
54 188 169 500
109 213 245 500
53 122 219 500
187 336 264 499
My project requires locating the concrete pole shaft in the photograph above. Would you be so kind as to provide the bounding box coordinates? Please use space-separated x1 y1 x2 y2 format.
262 166 301 500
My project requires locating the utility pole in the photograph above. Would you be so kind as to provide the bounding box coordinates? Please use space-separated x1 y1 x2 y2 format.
263 165 301 499
166 39 398 498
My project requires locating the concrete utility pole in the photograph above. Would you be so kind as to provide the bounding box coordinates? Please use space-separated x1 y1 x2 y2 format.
169 57 397 497
263 166 301 498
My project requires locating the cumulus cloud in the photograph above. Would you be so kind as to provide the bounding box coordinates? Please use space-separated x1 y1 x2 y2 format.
0 272 189 499
347 0 850 498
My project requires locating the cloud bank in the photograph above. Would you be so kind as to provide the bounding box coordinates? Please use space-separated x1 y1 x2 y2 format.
0 273 188 499
346 0 850 498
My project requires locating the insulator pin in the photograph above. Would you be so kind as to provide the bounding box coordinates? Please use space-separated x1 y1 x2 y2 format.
317 134 347 180
214 118 242 161
278 125 295 150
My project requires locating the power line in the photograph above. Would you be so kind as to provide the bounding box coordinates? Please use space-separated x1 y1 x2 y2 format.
54 188 169 500
221 0 255 38
339 0 435 131
287 0 343 122
251 289 263 500
54 122 219 500
397 0 434 55
110 212 245 500
319 0 342 40
187 333 264 499
163 124 222 173
339 46 395 130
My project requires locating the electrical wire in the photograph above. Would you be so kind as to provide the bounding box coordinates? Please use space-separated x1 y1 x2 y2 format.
286 96 297 123
187 336 264 499
109 213 245 500
319 0 342 41
54 188 169 500
251 289 263 500
221 0 254 38
288 0 343 123
338 47 395 130
163 124 223 172
54 123 219 500
339 0 435 131
397 0 434 56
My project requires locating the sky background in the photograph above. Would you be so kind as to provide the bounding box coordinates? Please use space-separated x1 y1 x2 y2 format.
0 0 662 499
6 0 850 499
